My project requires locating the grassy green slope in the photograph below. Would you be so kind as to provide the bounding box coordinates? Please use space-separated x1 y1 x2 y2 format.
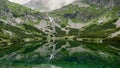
78 9 120 43
0 0 47 46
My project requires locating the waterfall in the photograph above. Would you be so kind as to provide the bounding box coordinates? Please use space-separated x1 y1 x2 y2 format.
48 37 56 61
47 14 56 61
49 43 56 60
49 16 53 23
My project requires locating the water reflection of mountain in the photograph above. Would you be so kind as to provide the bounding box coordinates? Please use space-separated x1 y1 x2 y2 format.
0 40 120 68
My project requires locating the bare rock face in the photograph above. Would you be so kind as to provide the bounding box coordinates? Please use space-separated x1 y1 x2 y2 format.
81 0 120 8
8 0 120 12
24 0 76 12
9 0 76 12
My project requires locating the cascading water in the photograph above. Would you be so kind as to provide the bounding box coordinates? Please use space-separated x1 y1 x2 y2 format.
47 13 57 61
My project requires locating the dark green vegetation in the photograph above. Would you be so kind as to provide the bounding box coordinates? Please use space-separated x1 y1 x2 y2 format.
55 27 66 37
0 21 45 45
103 35 120 44
79 17 119 38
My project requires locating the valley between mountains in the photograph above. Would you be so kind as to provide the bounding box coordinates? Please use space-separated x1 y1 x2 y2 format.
0 0 120 68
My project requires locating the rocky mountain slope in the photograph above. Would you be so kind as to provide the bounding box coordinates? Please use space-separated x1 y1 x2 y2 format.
24 0 76 12
0 0 120 67
0 0 47 45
